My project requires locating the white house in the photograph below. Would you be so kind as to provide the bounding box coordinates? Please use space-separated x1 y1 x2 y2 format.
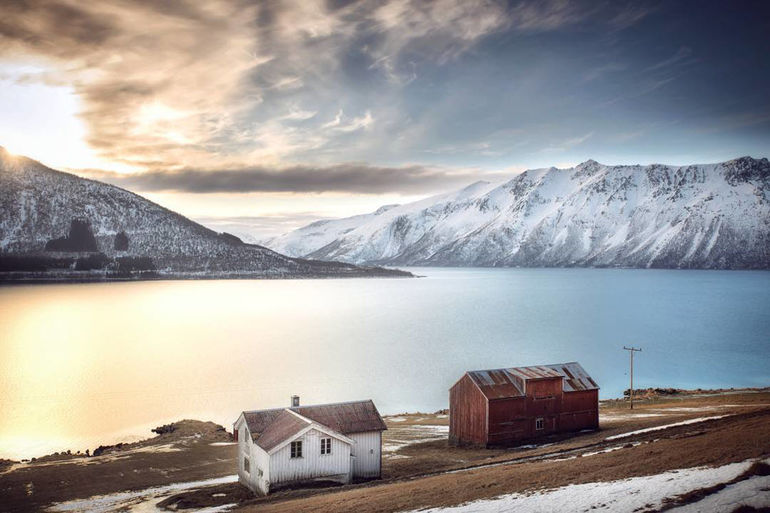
233 397 387 495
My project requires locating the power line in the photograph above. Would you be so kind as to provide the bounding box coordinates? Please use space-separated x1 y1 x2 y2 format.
623 346 642 410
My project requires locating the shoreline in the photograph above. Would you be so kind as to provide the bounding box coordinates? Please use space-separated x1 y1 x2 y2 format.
2 388 769 513
5 386 767 464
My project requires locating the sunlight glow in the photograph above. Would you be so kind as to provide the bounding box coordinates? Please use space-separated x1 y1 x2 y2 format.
0 62 131 172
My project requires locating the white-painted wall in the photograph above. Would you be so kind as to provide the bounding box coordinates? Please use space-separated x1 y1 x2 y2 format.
234 414 383 494
349 431 382 478
269 427 351 487
234 416 271 495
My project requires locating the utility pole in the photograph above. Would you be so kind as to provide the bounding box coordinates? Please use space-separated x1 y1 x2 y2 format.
623 346 642 409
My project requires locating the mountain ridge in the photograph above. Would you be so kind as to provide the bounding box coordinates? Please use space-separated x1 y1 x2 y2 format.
266 157 770 269
0 148 410 281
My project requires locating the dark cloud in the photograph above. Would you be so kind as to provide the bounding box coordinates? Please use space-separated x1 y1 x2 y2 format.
2 0 768 182
81 163 505 194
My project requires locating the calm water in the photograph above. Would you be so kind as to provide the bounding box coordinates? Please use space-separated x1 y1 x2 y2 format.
1 268 769 459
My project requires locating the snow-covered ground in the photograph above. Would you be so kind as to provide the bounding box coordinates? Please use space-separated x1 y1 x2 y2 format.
384 425 450 453
605 415 727 441
408 458 770 513
599 412 665 422
47 475 238 513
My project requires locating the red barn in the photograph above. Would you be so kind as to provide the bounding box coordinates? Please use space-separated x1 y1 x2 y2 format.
449 362 599 447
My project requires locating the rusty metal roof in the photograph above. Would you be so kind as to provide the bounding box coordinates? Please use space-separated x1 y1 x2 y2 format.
544 362 600 392
242 399 387 447
465 362 598 399
253 409 311 451
467 369 525 399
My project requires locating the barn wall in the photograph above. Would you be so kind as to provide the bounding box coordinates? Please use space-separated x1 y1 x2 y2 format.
486 377 564 444
449 374 488 445
349 431 382 478
560 389 599 431
269 428 351 486
524 377 563 436
487 397 528 444
450 371 599 447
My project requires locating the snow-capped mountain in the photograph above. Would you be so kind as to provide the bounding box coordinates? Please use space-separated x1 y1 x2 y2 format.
0 148 408 279
266 158 770 269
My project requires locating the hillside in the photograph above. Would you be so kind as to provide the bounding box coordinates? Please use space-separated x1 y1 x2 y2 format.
267 158 770 269
0 148 409 280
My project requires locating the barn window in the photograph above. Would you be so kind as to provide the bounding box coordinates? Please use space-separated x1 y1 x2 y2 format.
243 457 250 473
321 437 331 455
290 440 303 458
536 418 544 430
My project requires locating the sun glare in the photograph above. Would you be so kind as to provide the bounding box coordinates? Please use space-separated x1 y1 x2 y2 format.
0 63 129 172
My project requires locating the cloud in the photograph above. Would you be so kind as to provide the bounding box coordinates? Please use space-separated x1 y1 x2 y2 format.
194 213 329 241
0 0 632 174
80 162 508 195
539 132 594 153
0 0 672 184
322 110 374 132
644 46 693 72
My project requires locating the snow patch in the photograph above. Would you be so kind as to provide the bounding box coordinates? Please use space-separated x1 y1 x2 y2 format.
409 459 768 513
605 415 728 441
47 474 237 513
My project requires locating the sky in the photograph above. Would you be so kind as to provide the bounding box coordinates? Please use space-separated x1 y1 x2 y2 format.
1 0 769 240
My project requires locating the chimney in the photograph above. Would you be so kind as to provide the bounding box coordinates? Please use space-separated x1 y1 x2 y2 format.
291 395 300 407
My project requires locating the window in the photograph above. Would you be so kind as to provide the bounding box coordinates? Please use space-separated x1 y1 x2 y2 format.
241 428 247 444
535 418 544 430
243 456 250 473
290 440 303 458
321 437 331 455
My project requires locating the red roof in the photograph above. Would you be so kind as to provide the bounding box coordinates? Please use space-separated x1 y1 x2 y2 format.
242 399 387 448
253 409 311 451
463 362 598 400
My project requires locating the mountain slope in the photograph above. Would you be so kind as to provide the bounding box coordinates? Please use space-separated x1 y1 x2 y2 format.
267 158 770 269
0 148 409 280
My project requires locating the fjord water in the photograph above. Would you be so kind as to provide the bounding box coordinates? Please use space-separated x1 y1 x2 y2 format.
1 268 768 459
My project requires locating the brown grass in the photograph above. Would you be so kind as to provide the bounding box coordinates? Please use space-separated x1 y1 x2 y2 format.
233 408 770 513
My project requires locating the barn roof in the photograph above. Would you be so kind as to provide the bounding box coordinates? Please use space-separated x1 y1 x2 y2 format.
241 399 387 446
544 362 600 392
463 362 598 400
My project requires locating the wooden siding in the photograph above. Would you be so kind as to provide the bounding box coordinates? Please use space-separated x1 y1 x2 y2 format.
449 373 489 445
487 377 563 444
268 428 351 486
235 416 271 495
560 389 599 431
451 373 599 446
487 397 527 444
349 431 382 478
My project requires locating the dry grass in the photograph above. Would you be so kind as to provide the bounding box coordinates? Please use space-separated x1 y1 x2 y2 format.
0 420 236 513
3 391 769 512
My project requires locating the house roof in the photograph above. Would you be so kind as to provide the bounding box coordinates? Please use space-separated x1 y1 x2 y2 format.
252 409 353 452
241 399 387 447
464 362 599 400
253 409 311 452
